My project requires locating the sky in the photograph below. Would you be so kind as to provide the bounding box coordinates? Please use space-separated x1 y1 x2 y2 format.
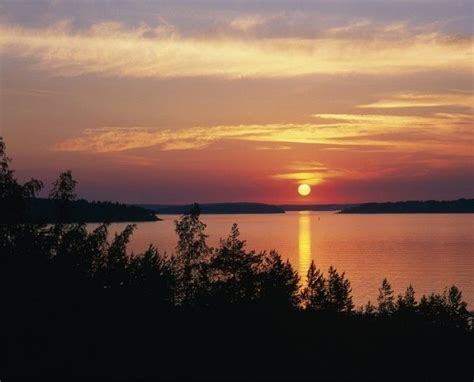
0 0 473 204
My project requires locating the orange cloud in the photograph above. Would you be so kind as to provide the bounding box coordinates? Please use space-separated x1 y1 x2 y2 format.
0 22 472 78
53 112 473 159
359 92 474 109
271 161 344 185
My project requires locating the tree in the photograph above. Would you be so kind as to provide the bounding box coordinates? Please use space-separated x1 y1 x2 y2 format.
98 224 135 290
49 170 78 222
259 250 300 309
129 245 175 306
0 137 43 223
445 285 470 330
325 266 353 313
363 300 376 315
209 223 262 305
377 278 396 315
396 284 417 312
174 203 213 307
301 261 327 311
49 170 77 201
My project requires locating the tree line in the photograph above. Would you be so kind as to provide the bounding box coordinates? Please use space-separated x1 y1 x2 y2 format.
1 137 471 328
1 136 472 378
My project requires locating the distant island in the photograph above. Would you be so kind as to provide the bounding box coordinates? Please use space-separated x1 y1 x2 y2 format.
279 204 359 211
340 199 474 214
137 202 285 214
23 198 160 223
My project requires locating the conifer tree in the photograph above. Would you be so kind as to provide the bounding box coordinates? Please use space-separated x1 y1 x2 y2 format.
301 261 327 311
326 266 354 313
377 278 396 315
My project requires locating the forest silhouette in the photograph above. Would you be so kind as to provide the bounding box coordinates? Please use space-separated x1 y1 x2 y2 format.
1 137 472 380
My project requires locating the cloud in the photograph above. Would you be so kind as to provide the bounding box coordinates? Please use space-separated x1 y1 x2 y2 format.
229 15 274 32
254 144 291 151
0 21 472 79
272 161 344 185
53 112 473 157
272 172 326 185
358 92 474 109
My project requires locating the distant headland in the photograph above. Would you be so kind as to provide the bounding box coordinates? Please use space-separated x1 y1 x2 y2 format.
23 198 160 223
137 199 474 215
279 204 358 211
339 199 474 214
137 202 285 214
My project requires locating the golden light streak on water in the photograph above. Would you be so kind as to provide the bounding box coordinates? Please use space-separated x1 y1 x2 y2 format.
298 211 312 287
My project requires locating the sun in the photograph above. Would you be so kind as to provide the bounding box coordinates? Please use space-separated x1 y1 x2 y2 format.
298 184 311 197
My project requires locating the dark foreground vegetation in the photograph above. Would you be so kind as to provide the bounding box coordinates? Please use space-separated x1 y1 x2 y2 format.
1 137 473 380
340 199 474 214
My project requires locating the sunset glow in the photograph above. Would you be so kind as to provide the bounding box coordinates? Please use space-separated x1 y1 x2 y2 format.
1 1 472 204
3 3 473 379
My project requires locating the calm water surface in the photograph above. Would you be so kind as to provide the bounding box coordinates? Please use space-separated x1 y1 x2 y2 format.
97 212 474 307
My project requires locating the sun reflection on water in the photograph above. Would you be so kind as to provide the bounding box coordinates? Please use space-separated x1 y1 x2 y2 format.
298 211 312 287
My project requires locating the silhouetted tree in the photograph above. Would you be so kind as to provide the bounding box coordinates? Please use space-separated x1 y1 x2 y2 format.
301 261 327 311
209 223 262 305
259 250 300 309
174 203 212 307
445 286 470 330
363 300 376 315
49 170 77 201
325 266 353 313
416 286 472 330
396 284 417 312
51 223 93 281
0 137 43 223
49 170 78 222
419 291 449 328
377 278 396 315
129 245 176 305
99 224 135 290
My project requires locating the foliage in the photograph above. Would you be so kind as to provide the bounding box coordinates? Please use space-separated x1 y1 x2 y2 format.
396 284 417 312
301 262 354 314
377 278 396 315
418 286 471 331
173 203 213 307
0 137 43 223
209 223 262 305
301 261 326 311
325 266 354 313
258 250 301 309
49 170 77 201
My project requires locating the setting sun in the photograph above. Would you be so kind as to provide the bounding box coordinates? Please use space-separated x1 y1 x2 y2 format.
298 184 311 197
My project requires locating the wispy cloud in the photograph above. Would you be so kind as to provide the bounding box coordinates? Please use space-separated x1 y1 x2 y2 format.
0 21 471 79
359 92 474 109
272 161 344 185
53 125 288 152
53 112 473 157
229 14 276 32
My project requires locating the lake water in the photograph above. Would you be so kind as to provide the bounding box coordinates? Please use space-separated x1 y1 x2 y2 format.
98 212 474 307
